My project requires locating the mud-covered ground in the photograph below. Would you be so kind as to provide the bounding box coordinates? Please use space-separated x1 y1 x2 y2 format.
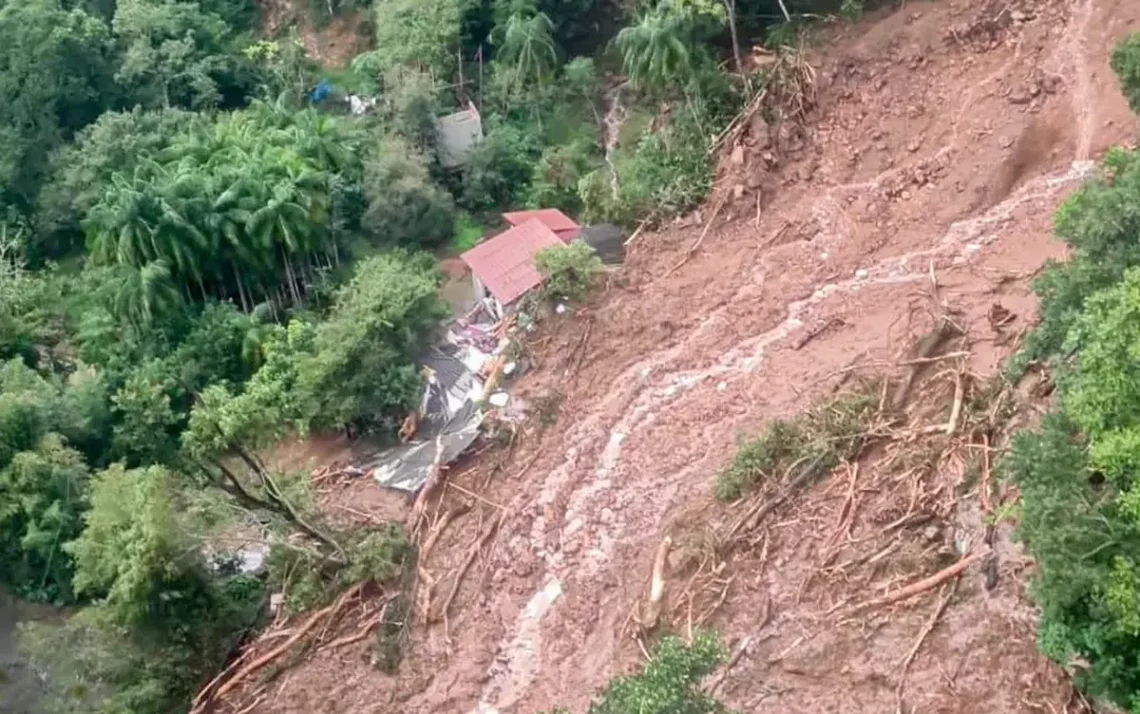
231 1 1140 712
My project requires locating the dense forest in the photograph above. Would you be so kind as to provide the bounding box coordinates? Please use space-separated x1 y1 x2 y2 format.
0 0 854 711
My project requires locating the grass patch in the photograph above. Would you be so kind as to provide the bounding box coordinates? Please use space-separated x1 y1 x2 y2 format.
448 212 484 253
715 382 881 502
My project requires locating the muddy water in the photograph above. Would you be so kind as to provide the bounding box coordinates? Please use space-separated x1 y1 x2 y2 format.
0 594 56 714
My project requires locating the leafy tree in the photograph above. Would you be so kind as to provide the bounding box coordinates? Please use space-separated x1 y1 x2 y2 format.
32 462 265 714
112 0 256 110
295 250 448 431
0 0 119 209
495 2 559 95
527 136 601 215
35 108 197 262
0 435 90 603
1111 32 1140 115
0 359 111 602
535 239 603 302
1012 145 1140 373
461 123 541 211
362 137 456 248
614 0 725 96
0 240 71 367
83 106 361 314
371 0 467 79
1004 413 1140 708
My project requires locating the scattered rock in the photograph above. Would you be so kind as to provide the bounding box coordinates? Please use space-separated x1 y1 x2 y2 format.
749 114 772 149
999 135 1015 149
730 143 746 166
1008 87 1033 105
907 138 922 152
732 183 746 200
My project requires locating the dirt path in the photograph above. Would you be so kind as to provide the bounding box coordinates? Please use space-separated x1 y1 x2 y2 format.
249 1 1140 712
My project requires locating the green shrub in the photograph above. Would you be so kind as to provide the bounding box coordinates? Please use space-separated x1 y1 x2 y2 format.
534 240 604 302
361 136 456 249
1003 413 1140 707
461 123 541 212
715 419 803 501
715 384 879 502
1009 145 1140 375
1111 33 1140 114
542 631 729 714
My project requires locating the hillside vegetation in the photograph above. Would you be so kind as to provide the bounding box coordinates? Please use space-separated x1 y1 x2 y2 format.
0 0 866 711
1002 34 1140 714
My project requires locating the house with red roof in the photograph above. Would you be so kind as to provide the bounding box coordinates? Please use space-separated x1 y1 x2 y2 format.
460 217 565 317
500 208 581 242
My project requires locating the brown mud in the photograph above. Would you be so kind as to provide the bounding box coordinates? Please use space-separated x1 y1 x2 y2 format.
231 1 1140 712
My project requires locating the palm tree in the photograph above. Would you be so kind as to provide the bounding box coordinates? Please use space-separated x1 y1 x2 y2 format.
498 9 558 94
615 1 725 97
112 260 182 329
615 9 697 96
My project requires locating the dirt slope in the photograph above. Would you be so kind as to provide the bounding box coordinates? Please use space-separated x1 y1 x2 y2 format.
243 0 1140 712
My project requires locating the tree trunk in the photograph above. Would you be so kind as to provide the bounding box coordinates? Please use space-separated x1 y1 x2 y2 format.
230 443 345 558
282 248 302 308
724 0 747 88
233 263 251 313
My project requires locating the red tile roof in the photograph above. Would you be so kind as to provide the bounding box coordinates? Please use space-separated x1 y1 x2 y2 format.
502 209 580 241
460 219 564 305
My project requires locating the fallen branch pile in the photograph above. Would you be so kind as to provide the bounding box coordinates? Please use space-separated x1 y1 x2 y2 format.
190 581 381 714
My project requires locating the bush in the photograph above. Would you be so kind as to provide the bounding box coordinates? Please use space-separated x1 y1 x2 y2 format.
715 384 879 502
1111 33 1140 114
1001 51 1140 710
551 631 729 714
527 137 602 216
362 136 456 249
715 419 803 502
1003 413 1140 707
460 123 540 213
534 240 604 302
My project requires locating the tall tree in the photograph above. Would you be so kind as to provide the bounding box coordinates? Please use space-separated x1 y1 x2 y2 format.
0 0 119 210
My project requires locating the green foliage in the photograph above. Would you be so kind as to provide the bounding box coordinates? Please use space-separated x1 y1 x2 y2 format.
1004 413 1140 706
1011 145 1140 374
461 123 541 212
296 251 448 431
1002 57 1140 708
580 631 729 714
591 85 738 225
371 0 467 79
534 240 604 302
0 0 120 209
715 419 802 502
614 0 724 97
1111 33 1140 115
0 434 90 603
35 108 198 262
362 136 457 248
715 384 879 502
494 5 559 95
450 212 485 252
112 0 252 111
83 104 365 317
527 137 603 215
266 523 409 612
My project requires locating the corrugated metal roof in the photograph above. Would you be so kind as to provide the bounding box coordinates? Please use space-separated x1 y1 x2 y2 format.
460 219 563 305
502 209 580 238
